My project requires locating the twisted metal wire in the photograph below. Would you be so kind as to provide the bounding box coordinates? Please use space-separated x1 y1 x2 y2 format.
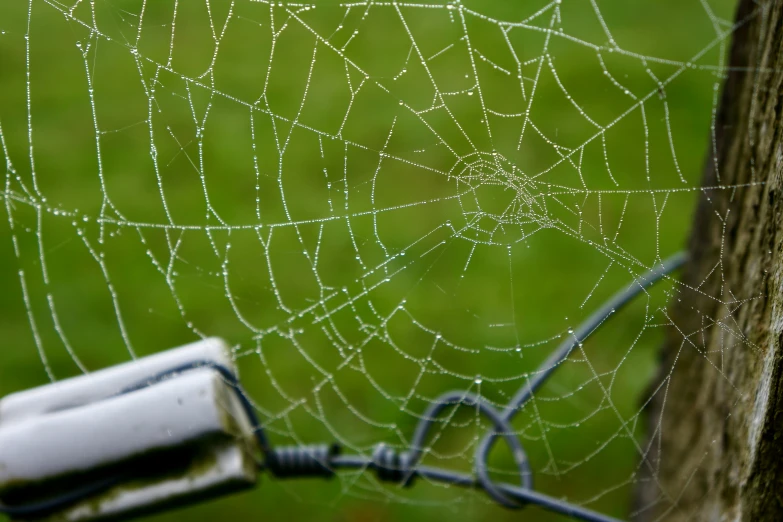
0 253 686 522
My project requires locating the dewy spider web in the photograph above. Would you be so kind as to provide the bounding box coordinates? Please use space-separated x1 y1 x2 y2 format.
0 0 765 520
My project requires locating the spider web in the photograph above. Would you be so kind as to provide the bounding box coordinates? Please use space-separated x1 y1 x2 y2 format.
0 0 762 520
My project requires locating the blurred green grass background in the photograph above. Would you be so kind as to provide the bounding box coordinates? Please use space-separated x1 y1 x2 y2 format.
0 0 737 521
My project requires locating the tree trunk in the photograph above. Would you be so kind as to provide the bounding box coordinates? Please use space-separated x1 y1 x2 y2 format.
635 0 783 520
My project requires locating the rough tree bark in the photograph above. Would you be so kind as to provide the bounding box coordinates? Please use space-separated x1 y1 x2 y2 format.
635 0 783 520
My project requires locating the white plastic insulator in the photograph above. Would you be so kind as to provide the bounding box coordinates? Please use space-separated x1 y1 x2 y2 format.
0 338 258 522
